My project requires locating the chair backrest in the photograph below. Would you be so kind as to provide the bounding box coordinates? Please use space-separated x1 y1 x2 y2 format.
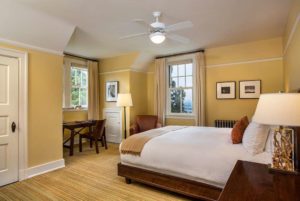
92 119 106 139
136 115 158 132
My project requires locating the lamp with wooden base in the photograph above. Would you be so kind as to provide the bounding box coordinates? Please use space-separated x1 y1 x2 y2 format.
252 93 300 174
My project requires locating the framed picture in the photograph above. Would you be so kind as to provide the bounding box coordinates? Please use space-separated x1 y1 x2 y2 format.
106 81 119 102
239 80 261 99
216 81 236 99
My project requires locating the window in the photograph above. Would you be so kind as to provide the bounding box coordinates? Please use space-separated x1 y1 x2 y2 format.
70 67 88 108
168 61 194 115
63 57 89 110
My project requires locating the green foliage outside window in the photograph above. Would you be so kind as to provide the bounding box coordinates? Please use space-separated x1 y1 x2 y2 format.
169 63 193 114
71 67 88 107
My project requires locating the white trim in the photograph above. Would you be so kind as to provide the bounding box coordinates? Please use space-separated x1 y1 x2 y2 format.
166 115 195 119
283 13 300 55
0 47 28 181
131 68 148 73
166 56 196 117
63 108 88 112
99 68 148 75
0 38 63 56
99 69 131 75
206 57 283 68
25 159 65 179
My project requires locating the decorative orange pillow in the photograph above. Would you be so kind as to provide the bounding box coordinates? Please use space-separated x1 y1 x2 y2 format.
231 116 249 144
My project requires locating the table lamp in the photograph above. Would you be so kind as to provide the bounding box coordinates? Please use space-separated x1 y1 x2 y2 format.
252 93 300 173
117 93 133 139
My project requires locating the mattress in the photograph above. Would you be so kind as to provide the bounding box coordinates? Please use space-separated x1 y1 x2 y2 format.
120 126 271 188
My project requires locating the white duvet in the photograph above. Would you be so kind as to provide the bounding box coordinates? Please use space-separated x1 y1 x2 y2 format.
120 126 271 187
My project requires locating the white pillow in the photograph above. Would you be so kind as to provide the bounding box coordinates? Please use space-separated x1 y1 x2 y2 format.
242 122 270 155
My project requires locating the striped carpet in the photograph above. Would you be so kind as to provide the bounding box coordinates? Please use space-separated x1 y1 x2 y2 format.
0 143 190 201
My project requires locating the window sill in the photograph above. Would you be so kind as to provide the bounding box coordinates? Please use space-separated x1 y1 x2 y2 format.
63 108 88 112
166 115 195 119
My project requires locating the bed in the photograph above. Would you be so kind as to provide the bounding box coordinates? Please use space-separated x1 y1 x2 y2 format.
118 126 271 200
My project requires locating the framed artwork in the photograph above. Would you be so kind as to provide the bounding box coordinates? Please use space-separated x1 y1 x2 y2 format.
239 80 261 99
106 81 119 102
216 81 236 99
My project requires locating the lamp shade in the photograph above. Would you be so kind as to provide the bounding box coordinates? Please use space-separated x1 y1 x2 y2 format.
252 93 300 126
116 93 133 107
149 32 166 44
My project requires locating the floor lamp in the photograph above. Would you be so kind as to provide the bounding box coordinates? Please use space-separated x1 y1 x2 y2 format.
117 93 133 139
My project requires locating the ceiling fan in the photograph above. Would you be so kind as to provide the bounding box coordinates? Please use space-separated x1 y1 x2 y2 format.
119 11 193 44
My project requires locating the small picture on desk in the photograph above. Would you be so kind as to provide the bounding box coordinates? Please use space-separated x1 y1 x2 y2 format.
106 81 119 102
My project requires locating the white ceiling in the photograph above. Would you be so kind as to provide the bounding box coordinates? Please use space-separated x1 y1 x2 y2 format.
0 0 292 60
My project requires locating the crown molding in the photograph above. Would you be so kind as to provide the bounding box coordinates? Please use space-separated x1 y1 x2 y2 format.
206 57 283 68
0 38 63 56
283 13 300 55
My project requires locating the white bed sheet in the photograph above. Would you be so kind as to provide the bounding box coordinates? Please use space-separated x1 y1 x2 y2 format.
120 126 271 188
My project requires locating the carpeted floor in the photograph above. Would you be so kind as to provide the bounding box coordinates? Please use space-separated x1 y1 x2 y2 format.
0 143 190 201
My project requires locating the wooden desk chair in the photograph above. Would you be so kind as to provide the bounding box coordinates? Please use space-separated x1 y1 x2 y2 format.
79 119 107 154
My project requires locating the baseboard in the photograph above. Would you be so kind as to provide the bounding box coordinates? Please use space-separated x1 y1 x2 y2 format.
25 159 65 179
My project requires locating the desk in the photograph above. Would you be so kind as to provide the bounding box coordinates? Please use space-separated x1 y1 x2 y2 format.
63 120 95 156
219 160 300 201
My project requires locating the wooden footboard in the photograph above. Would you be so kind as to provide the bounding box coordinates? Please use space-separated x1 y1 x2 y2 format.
118 163 222 201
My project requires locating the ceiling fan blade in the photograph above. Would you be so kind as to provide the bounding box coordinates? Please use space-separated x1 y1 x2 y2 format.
119 32 148 40
168 34 190 44
132 19 150 27
165 21 193 32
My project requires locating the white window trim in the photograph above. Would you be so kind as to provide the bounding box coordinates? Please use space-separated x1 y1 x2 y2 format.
166 54 196 118
63 57 88 111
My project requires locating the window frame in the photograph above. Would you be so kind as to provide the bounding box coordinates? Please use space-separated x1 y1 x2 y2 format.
63 57 88 111
166 54 196 118
70 66 88 108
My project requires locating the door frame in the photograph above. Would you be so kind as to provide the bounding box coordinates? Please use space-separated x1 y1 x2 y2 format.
0 47 28 181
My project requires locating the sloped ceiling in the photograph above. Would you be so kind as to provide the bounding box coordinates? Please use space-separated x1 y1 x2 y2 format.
0 0 75 54
0 0 292 63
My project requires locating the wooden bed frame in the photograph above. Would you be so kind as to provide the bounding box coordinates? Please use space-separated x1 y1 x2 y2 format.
118 163 222 201
118 126 300 201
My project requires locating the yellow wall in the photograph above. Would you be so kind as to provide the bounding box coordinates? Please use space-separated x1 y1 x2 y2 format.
206 60 283 126
283 0 300 92
146 72 155 115
205 38 284 126
130 71 148 123
0 42 63 167
99 52 139 73
99 53 156 137
146 38 284 126
99 53 133 138
99 71 130 110
63 110 88 140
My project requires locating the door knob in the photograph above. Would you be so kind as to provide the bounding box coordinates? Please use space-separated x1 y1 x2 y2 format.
11 122 16 133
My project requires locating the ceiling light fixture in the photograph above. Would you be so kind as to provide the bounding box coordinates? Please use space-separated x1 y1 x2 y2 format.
149 32 166 44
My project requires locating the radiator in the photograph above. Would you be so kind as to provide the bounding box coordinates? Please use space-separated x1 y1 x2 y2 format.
215 120 237 128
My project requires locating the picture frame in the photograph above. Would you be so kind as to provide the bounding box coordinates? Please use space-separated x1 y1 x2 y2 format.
216 81 236 99
106 81 119 102
239 80 261 99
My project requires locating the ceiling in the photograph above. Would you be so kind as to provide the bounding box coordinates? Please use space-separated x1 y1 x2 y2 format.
0 0 292 61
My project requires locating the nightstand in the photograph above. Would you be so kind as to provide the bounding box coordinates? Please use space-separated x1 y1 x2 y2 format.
219 160 300 201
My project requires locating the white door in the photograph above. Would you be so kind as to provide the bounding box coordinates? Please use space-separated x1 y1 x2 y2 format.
0 55 19 186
